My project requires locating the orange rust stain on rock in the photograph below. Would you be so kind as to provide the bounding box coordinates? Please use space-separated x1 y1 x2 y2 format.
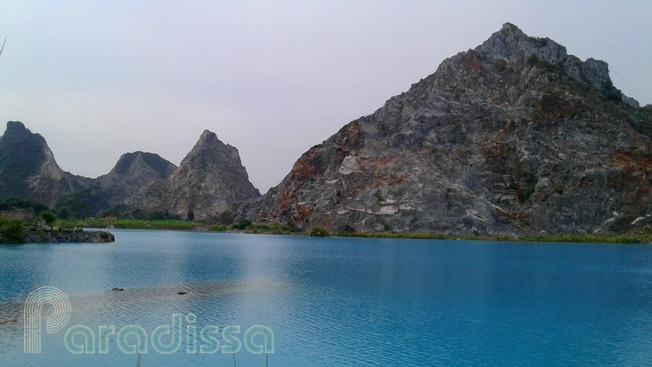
289 205 310 225
278 189 294 211
614 150 652 178
290 146 324 179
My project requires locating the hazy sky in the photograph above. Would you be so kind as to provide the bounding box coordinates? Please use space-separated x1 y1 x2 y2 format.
1 1 651 193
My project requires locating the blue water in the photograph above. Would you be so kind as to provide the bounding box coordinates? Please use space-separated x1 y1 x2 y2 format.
1 230 652 366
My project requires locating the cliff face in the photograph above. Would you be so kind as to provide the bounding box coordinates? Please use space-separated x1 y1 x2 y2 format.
0 121 90 207
239 23 652 235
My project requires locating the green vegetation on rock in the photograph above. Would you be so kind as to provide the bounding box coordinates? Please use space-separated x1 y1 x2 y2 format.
0 198 48 215
0 218 26 243
308 227 330 237
40 211 56 226
59 218 203 231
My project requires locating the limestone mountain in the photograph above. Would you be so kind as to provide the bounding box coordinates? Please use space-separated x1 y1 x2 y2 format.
0 121 90 207
0 121 259 219
238 23 652 235
55 151 179 218
56 130 260 219
164 130 261 219
98 151 178 207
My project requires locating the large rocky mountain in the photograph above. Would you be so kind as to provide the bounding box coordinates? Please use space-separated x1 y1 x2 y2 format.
0 121 91 206
0 122 259 219
237 23 652 235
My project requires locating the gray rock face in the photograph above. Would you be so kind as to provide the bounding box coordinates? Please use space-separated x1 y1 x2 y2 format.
165 130 260 219
237 23 652 235
98 151 177 208
0 121 90 207
106 131 260 219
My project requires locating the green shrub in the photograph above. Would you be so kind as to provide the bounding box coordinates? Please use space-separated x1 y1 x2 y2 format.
210 224 228 232
40 211 57 226
527 54 539 66
58 207 70 220
232 219 252 230
243 222 298 235
308 227 330 237
0 219 26 243
57 219 202 231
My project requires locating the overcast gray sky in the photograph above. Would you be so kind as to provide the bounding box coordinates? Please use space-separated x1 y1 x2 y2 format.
1 1 651 193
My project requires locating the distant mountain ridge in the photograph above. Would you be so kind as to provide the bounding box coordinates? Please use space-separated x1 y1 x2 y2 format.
3 23 652 235
0 122 259 219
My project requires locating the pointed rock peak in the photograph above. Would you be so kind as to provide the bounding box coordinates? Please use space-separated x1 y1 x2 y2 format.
4 121 31 136
1 121 46 146
500 22 524 36
486 22 554 48
476 22 568 66
6 120 26 130
190 129 233 154
198 130 220 145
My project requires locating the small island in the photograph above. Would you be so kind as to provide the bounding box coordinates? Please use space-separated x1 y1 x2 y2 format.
0 205 114 244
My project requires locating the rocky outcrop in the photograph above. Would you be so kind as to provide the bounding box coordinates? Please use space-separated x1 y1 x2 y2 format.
22 221 115 243
237 23 652 236
26 228 115 243
0 121 91 207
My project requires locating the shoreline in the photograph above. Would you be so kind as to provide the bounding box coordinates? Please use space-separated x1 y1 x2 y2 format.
63 219 652 245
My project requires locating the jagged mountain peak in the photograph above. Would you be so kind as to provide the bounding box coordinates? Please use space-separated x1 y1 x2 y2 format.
196 129 228 147
0 121 50 180
181 130 239 168
479 22 567 61
5 120 30 133
0 121 89 206
200 129 216 140
165 129 260 219
472 23 624 102
2 121 47 147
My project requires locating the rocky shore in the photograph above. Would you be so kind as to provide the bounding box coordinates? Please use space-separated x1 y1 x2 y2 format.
25 223 114 243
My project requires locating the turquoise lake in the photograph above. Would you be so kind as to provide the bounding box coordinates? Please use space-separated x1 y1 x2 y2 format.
1 230 652 366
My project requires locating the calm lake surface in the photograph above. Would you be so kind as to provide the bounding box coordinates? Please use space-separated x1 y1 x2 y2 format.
1 230 652 366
